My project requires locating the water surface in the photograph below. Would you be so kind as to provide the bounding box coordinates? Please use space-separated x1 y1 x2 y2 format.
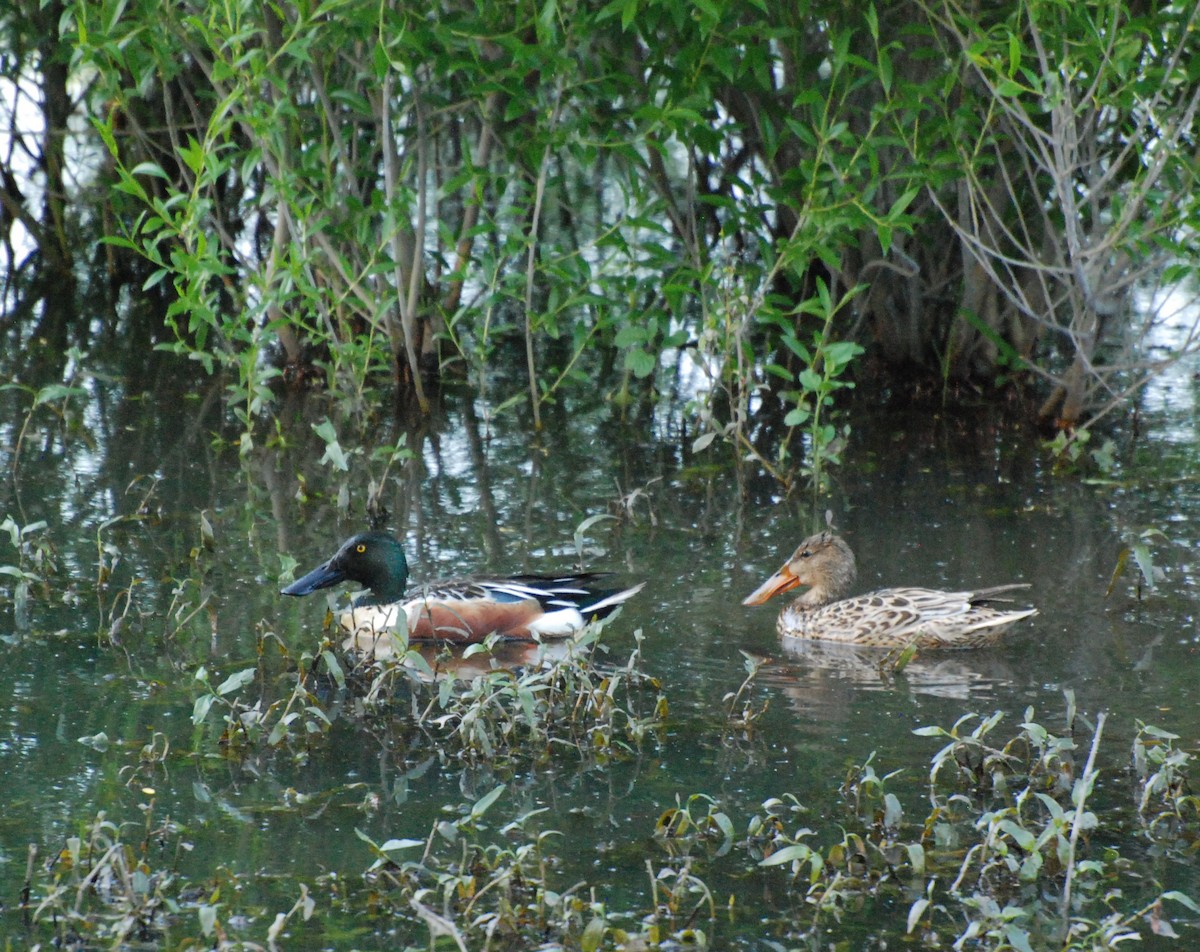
1 357 1198 947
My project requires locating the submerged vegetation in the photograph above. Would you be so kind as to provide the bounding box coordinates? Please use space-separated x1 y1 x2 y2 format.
20 674 1200 947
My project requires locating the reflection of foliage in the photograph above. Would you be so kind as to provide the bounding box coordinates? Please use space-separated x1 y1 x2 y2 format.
1106 527 1169 600
1 376 89 482
27 809 315 947
0 516 55 628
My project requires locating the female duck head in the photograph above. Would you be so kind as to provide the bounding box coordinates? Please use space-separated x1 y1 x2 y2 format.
281 532 410 606
742 531 858 608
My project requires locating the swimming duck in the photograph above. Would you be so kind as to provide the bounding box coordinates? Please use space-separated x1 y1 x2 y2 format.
281 531 644 649
743 531 1036 649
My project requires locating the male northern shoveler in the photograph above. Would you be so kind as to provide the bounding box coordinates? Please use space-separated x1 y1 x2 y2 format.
281 531 643 648
743 531 1036 649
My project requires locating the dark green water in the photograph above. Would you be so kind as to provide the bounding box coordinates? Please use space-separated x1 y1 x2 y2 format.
1 351 1199 948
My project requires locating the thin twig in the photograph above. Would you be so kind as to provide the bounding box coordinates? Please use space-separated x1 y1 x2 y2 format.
1060 711 1106 924
522 79 565 431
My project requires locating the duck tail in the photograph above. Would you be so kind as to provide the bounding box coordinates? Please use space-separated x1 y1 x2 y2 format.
970 582 1032 604
582 581 647 619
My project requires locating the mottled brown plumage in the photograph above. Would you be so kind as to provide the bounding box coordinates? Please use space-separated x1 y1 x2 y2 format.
743 531 1036 649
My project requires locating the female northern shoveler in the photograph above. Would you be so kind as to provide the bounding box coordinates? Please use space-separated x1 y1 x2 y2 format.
743 531 1036 649
281 531 643 648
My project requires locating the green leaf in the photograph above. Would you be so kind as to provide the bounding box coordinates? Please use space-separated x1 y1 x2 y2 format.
198 904 218 937
760 843 814 866
622 0 638 31
883 793 903 827
1002 924 1036 952
33 384 87 407
1131 543 1157 590
129 161 170 179
179 136 207 175
77 731 110 751
322 650 346 690
574 514 616 557
582 916 606 952
267 714 296 746
887 188 919 219
891 641 918 673
797 369 822 393
625 348 656 378
378 838 424 852
998 819 1037 851
906 897 928 933
470 784 507 820
216 668 256 695
538 0 557 37
143 268 171 290
192 694 215 726
1162 891 1200 914
317 431 349 472
878 48 893 94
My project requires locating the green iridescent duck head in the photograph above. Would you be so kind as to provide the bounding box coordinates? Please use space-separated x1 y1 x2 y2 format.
281 532 410 606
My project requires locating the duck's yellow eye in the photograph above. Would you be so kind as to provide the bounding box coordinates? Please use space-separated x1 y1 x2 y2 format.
356 544 366 553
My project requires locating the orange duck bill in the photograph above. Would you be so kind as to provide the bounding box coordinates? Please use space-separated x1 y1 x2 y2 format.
743 563 802 606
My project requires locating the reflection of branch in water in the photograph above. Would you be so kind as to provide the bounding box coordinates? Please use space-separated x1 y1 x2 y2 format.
519 443 542 574
611 476 661 527
460 394 503 560
1131 633 1164 672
